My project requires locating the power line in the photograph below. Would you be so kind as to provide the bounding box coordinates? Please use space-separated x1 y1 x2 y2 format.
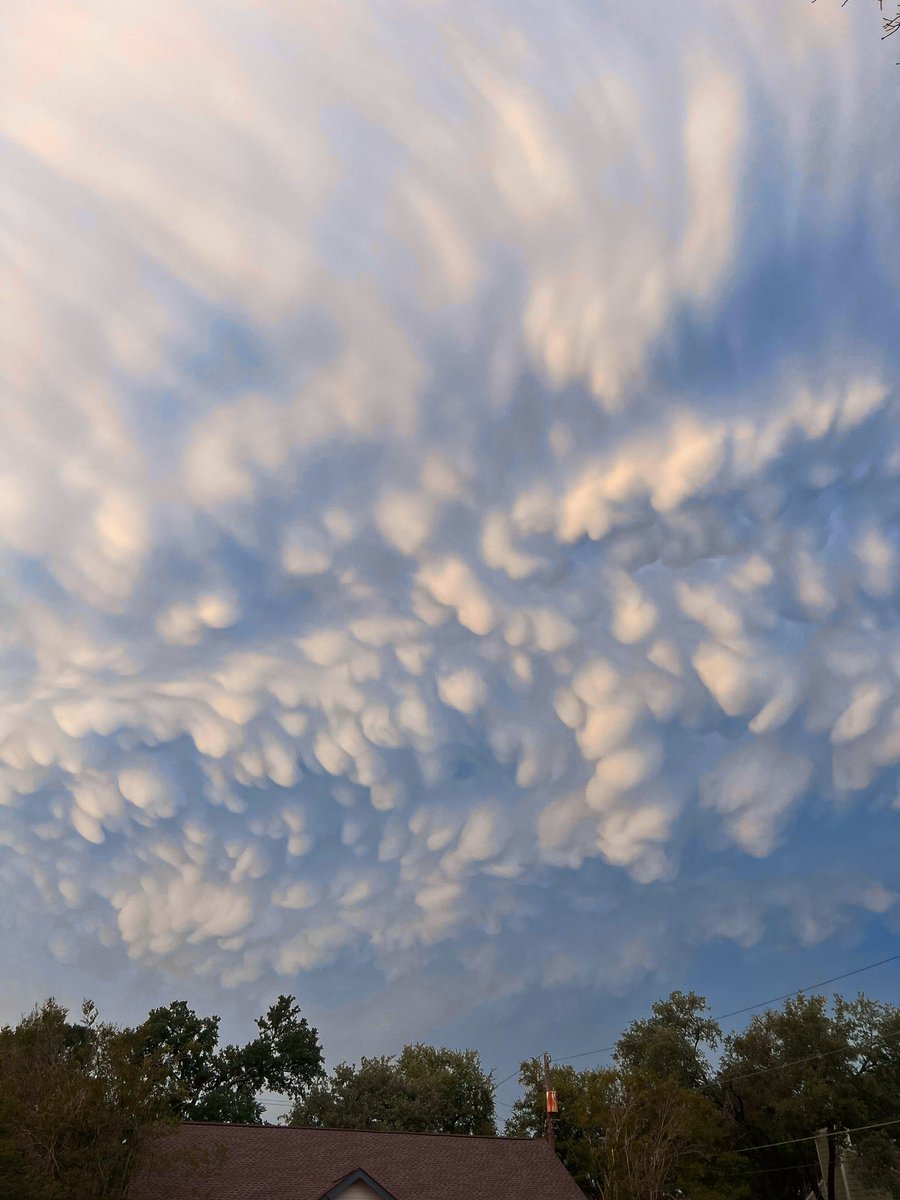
553 1043 616 1064
714 953 900 1022
495 1024 900 1112
266 950 900 1112
739 1160 818 1177
739 1114 900 1154
552 950 900 1065
722 1025 900 1086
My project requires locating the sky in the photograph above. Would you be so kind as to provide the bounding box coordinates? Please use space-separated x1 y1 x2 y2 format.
1 0 900 1115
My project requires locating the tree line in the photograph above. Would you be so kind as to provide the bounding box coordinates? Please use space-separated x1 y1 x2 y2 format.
2 987 899 1199
505 990 900 1200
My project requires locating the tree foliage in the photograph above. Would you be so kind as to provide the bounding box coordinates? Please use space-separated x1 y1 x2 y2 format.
826 0 900 45
290 1043 495 1135
0 999 170 1200
615 990 721 1091
718 992 900 1200
507 988 900 1200
0 992 323 1197
504 1053 739 1200
133 994 323 1124
503 1058 613 1188
5 983 900 1200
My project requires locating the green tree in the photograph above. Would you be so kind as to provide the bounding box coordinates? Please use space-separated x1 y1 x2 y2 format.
291 1044 495 1135
854 1130 900 1198
246 994 324 1100
133 1000 222 1120
504 1057 740 1200
600 1071 742 1200
134 994 323 1123
0 999 170 1200
503 1058 618 1193
615 990 721 1090
716 992 900 1200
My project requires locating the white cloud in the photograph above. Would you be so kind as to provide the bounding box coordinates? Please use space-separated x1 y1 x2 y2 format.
438 668 487 715
700 741 813 857
0 0 898 1036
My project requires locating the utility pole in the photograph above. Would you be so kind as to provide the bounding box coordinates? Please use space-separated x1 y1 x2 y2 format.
543 1051 557 1153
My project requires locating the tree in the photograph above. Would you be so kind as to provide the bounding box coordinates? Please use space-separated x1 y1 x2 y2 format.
291 1044 495 1135
133 994 323 1124
598 1071 741 1200
0 999 170 1200
854 1130 900 1197
132 1000 223 1121
504 1056 740 1200
615 990 721 1091
715 992 900 1200
829 0 900 43
504 1058 614 1191
245 994 324 1101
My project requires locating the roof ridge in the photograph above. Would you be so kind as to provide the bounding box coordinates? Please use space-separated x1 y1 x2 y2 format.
178 1121 542 1143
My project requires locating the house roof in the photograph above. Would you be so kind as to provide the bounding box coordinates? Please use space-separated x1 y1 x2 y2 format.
129 1122 586 1200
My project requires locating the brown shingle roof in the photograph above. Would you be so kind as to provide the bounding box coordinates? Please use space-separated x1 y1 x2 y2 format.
129 1122 586 1200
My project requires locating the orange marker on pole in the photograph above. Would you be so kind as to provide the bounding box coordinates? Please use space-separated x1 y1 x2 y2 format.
542 1052 557 1152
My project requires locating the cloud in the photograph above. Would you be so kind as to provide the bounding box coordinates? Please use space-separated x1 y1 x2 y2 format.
0 0 898 1033
700 740 813 857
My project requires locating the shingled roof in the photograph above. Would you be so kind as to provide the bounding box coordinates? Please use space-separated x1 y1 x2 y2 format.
129 1122 586 1200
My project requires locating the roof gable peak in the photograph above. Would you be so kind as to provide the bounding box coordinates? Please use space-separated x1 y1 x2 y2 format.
322 1167 397 1200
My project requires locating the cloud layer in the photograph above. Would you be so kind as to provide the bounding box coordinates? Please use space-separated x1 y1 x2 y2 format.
1 0 899 1031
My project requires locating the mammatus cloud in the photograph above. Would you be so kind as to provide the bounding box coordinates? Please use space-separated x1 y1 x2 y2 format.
0 0 899 1027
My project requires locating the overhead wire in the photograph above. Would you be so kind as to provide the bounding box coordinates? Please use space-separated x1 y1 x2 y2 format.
264 950 900 1115
714 953 900 1022
720 1025 900 1086
551 950 900 1065
552 1042 616 1064
737 1114 900 1154
736 1161 819 1178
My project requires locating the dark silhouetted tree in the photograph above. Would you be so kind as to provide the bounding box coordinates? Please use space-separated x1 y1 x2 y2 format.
0 999 170 1200
134 994 323 1123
